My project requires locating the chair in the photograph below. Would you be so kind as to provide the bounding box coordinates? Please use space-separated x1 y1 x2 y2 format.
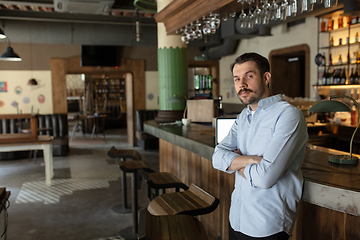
117 160 153 239
147 183 220 217
107 146 142 214
138 168 188 201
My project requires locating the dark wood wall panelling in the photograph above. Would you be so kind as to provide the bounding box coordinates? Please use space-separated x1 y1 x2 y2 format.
159 139 360 240
159 139 234 240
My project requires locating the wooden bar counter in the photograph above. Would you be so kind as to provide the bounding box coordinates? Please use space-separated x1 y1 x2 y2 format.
144 120 360 240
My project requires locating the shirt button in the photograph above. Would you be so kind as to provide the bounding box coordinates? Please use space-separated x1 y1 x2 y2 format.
238 182 241 185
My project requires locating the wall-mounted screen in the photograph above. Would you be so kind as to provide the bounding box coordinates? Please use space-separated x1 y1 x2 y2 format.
215 118 236 145
81 45 121 67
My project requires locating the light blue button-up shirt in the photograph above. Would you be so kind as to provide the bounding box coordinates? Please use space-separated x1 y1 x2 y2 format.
212 94 308 237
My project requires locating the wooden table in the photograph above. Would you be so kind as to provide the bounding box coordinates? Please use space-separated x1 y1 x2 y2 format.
0 135 54 186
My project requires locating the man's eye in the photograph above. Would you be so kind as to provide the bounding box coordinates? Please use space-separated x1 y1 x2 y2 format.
247 75 253 78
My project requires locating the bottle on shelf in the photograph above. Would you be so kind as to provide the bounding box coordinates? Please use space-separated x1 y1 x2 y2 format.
328 18 334 31
338 55 342 65
338 16 343 28
329 53 333 66
355 67 359 84
333 68 340 85
330 36 334 46
340 67 346 85
356 32 359 42
350 68 355 84
322 52 326 66
345 16 351 27
347 52 350 64
321 18 326 32
322 68 327 85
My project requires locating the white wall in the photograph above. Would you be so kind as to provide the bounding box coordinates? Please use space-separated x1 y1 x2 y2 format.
0 70 53 114
219 16 319 104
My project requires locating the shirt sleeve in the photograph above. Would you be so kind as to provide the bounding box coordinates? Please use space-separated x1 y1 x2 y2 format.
243 107 308 189
212 117 240 173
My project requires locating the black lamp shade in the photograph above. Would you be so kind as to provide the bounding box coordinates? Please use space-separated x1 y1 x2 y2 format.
0 46 22 61
0 28 6 39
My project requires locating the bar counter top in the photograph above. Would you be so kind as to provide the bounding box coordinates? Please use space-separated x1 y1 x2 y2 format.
145 120 360 216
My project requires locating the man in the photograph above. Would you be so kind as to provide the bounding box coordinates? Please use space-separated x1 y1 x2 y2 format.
212 52 308 240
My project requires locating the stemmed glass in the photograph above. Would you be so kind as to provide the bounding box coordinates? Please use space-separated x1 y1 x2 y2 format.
280 0 288 20
301 0 308 12
246 2 254 28
286 0 293 17
292 0 298 16
238 0 247 28
253 0 262 25
270 0 279 20
194 20 202 39
261 0 271 24
309 0 317 11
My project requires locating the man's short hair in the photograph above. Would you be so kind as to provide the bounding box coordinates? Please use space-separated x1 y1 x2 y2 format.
230 52 270 77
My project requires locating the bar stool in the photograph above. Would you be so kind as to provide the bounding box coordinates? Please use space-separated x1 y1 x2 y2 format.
138 209 209 240
147 183 219 217
117 160 153 240
138 169 189 201
107 146 142 214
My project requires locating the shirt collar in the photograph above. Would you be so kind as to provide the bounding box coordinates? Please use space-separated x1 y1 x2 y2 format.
246 94 284 113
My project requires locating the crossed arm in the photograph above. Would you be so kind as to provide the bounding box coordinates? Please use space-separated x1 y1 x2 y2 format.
227 149 262 179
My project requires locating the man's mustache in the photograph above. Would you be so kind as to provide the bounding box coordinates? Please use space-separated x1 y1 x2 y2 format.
238 88 253 95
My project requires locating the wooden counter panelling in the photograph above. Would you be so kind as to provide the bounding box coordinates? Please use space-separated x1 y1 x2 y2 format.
159 139 234 239
146 121 360 239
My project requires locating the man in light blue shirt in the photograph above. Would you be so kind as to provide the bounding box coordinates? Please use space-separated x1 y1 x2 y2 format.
212 53 308 240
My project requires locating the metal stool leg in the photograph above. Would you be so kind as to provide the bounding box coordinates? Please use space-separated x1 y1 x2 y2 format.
111 158 131 214
118 172 139 240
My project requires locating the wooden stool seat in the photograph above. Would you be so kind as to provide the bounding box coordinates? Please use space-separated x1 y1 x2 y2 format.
147 183 219 217
119 160 152 172
107 146 142 161
138 209 209 240
138 169 188 200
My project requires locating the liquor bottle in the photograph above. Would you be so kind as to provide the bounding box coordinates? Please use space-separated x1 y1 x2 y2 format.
207 75 212 90
329 53 333 66
322 68 327 85
350 68 355 84
356 32 359 42
338 17 343 28
330 36 334 46
340 68 346 84
329 67 334 85
355 67 359 84
347 52 350 64
321 19 326 32
338 55 342 65
328 18 334 31
333 69 338 85
194 75 200 90
322 52 326 66
326 68 331 85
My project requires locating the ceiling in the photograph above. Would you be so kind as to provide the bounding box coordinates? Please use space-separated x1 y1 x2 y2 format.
0 0 157 26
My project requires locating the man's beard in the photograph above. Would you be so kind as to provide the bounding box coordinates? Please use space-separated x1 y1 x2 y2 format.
237 83 266 106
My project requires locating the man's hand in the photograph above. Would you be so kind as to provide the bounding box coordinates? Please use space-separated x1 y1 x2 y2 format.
227 149 262 179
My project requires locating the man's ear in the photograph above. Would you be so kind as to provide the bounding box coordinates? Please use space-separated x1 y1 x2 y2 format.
264 72 271 86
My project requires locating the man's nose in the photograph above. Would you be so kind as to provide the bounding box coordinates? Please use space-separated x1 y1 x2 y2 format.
238 78 247 88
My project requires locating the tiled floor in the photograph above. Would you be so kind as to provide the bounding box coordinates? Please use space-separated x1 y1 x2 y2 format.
0 128 159 240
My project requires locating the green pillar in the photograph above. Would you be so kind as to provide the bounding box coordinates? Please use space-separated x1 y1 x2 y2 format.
158 47 188 111
156 0 188 122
